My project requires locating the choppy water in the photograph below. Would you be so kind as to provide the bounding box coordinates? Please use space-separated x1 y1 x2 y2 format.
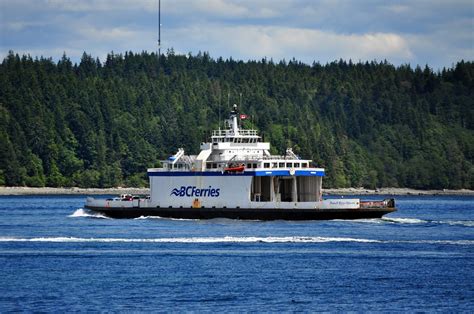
0 195 473 311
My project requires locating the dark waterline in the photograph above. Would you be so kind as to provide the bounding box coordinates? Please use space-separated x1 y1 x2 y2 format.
0 195 473 311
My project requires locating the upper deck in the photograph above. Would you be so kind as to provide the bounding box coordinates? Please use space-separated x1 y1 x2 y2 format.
155 104 324 176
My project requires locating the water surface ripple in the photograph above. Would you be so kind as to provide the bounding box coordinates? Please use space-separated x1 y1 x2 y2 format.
0 195 473 311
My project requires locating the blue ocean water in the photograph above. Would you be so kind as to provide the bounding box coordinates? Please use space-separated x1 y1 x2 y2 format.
0 195 473 311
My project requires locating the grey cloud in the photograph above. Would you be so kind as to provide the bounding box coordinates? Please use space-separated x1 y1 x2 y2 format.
0 0 472 69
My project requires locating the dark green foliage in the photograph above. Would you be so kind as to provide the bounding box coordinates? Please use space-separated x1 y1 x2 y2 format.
0 50 472 188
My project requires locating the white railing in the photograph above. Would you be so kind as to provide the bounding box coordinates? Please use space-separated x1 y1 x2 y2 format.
262 156 308 161
212 129 259 137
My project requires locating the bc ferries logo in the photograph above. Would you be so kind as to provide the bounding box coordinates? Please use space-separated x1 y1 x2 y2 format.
171 186 220 197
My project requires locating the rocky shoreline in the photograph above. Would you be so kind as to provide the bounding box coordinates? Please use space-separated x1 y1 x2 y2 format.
0 187 149 196
0 186 472 196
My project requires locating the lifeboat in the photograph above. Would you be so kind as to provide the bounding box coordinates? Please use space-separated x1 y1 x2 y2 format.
224 164 245 173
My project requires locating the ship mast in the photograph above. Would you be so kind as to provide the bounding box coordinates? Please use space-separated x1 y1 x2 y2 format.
230 104 239 135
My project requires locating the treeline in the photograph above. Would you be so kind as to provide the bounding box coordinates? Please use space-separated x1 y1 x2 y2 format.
0 50 472 189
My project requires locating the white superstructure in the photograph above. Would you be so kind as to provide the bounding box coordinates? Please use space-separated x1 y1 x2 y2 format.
144 105 359 210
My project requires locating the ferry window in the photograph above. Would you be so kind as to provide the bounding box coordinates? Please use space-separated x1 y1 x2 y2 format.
279 162 284 168
302 163 307 168
286 162 293 168
264 163 270 168
212 163 217 169
272 162 277 168
294 163 300 168
253 163 257 168
247 163 252 168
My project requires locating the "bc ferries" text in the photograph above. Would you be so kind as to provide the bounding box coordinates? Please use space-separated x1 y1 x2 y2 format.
170 186 220 197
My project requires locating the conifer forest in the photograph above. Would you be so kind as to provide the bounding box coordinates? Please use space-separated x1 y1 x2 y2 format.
0 51 472 189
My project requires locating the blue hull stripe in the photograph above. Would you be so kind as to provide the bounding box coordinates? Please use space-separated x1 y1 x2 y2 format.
148 170 324 177
148 171 253 177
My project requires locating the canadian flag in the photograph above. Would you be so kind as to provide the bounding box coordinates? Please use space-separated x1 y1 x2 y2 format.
240 114 248 120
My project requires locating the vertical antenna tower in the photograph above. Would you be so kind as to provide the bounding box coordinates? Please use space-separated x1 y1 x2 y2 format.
158 0 161 57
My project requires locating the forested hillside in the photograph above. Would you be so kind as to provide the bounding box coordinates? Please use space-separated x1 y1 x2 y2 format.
0 51 472 189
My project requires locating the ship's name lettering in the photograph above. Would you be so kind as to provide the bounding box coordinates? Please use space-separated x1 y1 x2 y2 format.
170 186 220 197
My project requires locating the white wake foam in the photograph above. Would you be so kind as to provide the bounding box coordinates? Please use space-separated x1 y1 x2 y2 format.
346 217 474 227
408 240 474 245
134 216 199 221
69 208 110 219
381 217 427 224
0 236 380 243
381 217 474 227
0 236 472 245
441 220 474 227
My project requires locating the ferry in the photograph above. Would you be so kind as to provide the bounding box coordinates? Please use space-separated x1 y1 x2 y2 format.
85 105 396 219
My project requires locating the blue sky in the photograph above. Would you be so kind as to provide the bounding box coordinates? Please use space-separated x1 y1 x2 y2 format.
0 0 472 70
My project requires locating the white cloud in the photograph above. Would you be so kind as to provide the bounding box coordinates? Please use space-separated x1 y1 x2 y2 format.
44 0 156 12
170 25 414 64
76 26 137 41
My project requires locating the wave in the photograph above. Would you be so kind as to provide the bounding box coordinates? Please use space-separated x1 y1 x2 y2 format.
70 210 474 227
0 236 472 245
134 216 199 221
334 217 427 224
441 220 474 227
345 217 474 227
408 240 474 245
69 208 110 219
0 236 379 243
381 217 427 224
